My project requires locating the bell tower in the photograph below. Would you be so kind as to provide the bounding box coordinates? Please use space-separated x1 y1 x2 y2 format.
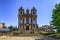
31 7 37 33
18 6 24 15
18 6 24 32
31 7 37 15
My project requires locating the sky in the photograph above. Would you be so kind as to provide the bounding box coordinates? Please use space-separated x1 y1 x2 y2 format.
0 0 60 27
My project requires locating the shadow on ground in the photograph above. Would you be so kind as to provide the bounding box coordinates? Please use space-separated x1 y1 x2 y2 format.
35 36 60 40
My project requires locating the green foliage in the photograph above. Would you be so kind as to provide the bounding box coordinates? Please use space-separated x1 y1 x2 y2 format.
8 25 13 31
3 26 7 28
50 3 60 31
50 33 60 38
43 32 54 36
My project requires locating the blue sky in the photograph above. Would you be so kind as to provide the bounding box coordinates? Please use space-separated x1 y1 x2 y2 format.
0 0 60 27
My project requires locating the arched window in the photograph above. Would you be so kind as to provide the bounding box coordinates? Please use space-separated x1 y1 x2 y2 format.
33 11 35 14
32 18 35 24
20 18 23 24
26 18 29 23
20 12 22 14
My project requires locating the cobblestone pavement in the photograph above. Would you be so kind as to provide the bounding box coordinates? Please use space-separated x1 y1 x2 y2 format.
0 36 42 40
0 36 60 40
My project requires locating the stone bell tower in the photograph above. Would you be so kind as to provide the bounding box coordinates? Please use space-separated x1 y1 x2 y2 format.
18 6 24 32
18 6 38 34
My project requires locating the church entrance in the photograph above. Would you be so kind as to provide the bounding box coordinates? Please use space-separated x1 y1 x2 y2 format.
26 26 29 30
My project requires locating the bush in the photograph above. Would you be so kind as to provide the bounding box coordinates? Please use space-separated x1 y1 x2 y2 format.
50 33 60 39
44 32 55 36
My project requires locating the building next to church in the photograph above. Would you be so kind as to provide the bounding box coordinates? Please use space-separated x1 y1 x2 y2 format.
18 7 39 34
0 22 5 28
41 25 53 32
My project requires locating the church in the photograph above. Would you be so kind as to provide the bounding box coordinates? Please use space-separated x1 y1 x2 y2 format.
18 7 39 34
0 7 40 36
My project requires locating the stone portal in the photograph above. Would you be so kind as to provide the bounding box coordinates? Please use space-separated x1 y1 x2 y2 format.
26 26 29 30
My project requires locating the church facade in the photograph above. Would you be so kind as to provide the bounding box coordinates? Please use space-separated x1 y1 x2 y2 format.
18 7 38 34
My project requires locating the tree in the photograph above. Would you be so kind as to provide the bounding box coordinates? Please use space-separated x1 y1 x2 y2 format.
8 25 13 31
3 26 7 28
2 23 7 28
13 26 18 31
50 3 60 32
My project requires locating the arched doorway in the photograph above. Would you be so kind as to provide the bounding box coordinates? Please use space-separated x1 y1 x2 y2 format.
26 26 29 30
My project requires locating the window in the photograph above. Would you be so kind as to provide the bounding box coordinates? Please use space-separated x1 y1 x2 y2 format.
20 11 23 14
26 18 29 23
33 11 35 14
32 20 35 24
20 21 22 24
32 18 35 24
20 12 22 14
20 18 22 24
